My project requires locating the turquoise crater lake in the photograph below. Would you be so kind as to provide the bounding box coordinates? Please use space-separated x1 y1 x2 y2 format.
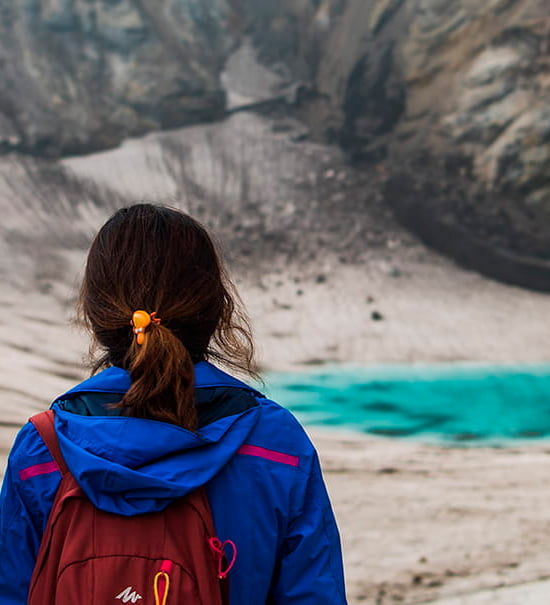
263 364 550 444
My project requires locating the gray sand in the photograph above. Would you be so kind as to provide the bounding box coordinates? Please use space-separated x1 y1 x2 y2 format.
1 117 550 603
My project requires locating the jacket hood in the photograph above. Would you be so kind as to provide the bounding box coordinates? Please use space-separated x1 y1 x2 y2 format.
51 362 263 516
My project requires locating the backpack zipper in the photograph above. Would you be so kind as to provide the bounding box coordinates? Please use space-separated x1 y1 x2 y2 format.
153 560 173 605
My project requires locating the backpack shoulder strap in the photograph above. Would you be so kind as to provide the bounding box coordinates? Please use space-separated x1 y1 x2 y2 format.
30 410 69 476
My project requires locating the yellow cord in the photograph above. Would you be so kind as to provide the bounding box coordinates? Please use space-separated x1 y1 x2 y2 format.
153 571 171 605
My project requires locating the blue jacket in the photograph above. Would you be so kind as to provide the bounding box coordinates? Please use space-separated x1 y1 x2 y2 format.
0 362 347 604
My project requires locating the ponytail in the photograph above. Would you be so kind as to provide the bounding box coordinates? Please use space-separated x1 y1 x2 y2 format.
121 321 198 430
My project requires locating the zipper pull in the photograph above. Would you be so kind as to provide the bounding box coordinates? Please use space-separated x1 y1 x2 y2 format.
153 560 173 605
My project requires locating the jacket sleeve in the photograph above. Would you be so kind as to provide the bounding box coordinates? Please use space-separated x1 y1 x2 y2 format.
269 451 347 604
0 423 60 604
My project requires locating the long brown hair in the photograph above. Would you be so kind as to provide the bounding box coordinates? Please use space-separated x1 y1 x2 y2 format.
79 204 256 430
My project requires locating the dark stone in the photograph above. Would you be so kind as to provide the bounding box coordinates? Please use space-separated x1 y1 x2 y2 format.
361 401 400 413
453 432 484 442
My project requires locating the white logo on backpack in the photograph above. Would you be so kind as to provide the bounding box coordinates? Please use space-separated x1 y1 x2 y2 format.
115 587 143 603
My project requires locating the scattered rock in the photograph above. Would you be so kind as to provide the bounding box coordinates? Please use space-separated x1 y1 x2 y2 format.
300 358 329 366
390 267 402 278
377 467 399 474
273 299 293 310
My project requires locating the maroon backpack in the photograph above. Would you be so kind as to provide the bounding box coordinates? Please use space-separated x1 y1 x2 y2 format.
27 411 233 605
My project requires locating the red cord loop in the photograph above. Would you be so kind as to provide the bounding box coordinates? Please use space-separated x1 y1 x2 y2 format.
208 537 237 579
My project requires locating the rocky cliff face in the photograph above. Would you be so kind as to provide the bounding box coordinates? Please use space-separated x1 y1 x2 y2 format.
356 0 550 279
0 0 234 155
1 0 549 286
291 0 550 281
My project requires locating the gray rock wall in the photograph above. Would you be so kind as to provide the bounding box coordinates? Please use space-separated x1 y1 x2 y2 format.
301 0 550 270
1 0 550 282
0 0 234 155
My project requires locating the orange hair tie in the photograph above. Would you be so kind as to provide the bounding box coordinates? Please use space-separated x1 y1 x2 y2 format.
131 310 161 345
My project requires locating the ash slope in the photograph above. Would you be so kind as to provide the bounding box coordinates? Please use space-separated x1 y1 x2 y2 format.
1 111 550 414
